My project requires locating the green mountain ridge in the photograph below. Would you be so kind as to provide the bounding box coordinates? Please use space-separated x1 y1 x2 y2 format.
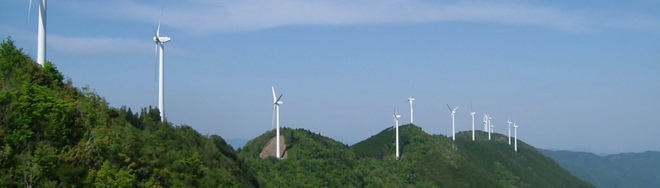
1 38 593 187
240 124 594 187
539 149 660 188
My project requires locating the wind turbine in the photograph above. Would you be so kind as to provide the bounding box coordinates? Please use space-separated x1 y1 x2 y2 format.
507 118 512 145
483 114 488 132
153 15 171 122
514 121 519 152
271 87 284 159
28 0 47 66
446 104 459 141
488 116 494 140
470 104 475 140
394 109 401 159
407 96 415 124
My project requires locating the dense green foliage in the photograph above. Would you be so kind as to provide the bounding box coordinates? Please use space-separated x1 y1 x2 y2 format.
239 128 362 187
540 149 660 188
241 124 594 187
0 37 258 187
454 131 593 188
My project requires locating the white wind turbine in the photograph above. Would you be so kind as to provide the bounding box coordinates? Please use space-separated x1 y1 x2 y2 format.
407 96 415 124
507 118 512 145
514 121 519 152
394 109 401 159
483 114 488 132
153 15 171 122
271 87 284 159
446 104 459 141
28 0 47 66
470 104 475 141
488 116 494 140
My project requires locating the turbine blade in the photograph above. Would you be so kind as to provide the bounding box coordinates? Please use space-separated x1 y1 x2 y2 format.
28 0 33 21
156 20 161 37
156 7 164 37
277 94 283 102
271 105 276 129
446 104 452 111
271 87 276 102
454 106 459 111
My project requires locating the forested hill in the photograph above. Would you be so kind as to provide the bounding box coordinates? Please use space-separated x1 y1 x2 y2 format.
350 124 593 187
0 38 259 187
1 38 592 187
239 128 360 186
539 149 660 188
241 124 594 187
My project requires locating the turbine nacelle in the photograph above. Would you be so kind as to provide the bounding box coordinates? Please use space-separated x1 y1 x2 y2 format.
154 36 171 43
271 87 283 105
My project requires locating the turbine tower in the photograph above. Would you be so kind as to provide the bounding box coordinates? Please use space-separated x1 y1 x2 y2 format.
407 96 415 124
507 118 512 145
470 104 475 140
153 16 171 122
446 104 459 141
28 0 47 66
488 116 494 140
394 110 401 159
271 87 284 159
514 121 519 152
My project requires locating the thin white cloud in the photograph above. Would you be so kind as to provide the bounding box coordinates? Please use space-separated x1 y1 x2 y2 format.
63 0 658 33
49 35 150 54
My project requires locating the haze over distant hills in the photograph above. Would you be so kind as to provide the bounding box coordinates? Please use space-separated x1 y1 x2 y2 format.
540 149 660 188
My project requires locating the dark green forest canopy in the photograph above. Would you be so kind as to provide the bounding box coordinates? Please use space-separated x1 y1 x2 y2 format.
0 37 592 187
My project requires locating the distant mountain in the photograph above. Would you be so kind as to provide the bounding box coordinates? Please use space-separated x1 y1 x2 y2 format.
539 149 660 188
240 124 593 187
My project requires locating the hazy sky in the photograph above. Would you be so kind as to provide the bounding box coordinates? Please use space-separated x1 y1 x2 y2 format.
2 0 659 154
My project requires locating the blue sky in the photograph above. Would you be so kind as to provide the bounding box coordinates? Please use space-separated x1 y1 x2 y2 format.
1 0 659 154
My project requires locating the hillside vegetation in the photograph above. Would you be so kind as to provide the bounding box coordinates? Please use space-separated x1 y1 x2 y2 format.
1 37 593 187
0 38 258 187
540 149 660 188
241 124 594 187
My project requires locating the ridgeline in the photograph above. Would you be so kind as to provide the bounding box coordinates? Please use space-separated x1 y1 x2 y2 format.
1 38 592 187
540 149 660 188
